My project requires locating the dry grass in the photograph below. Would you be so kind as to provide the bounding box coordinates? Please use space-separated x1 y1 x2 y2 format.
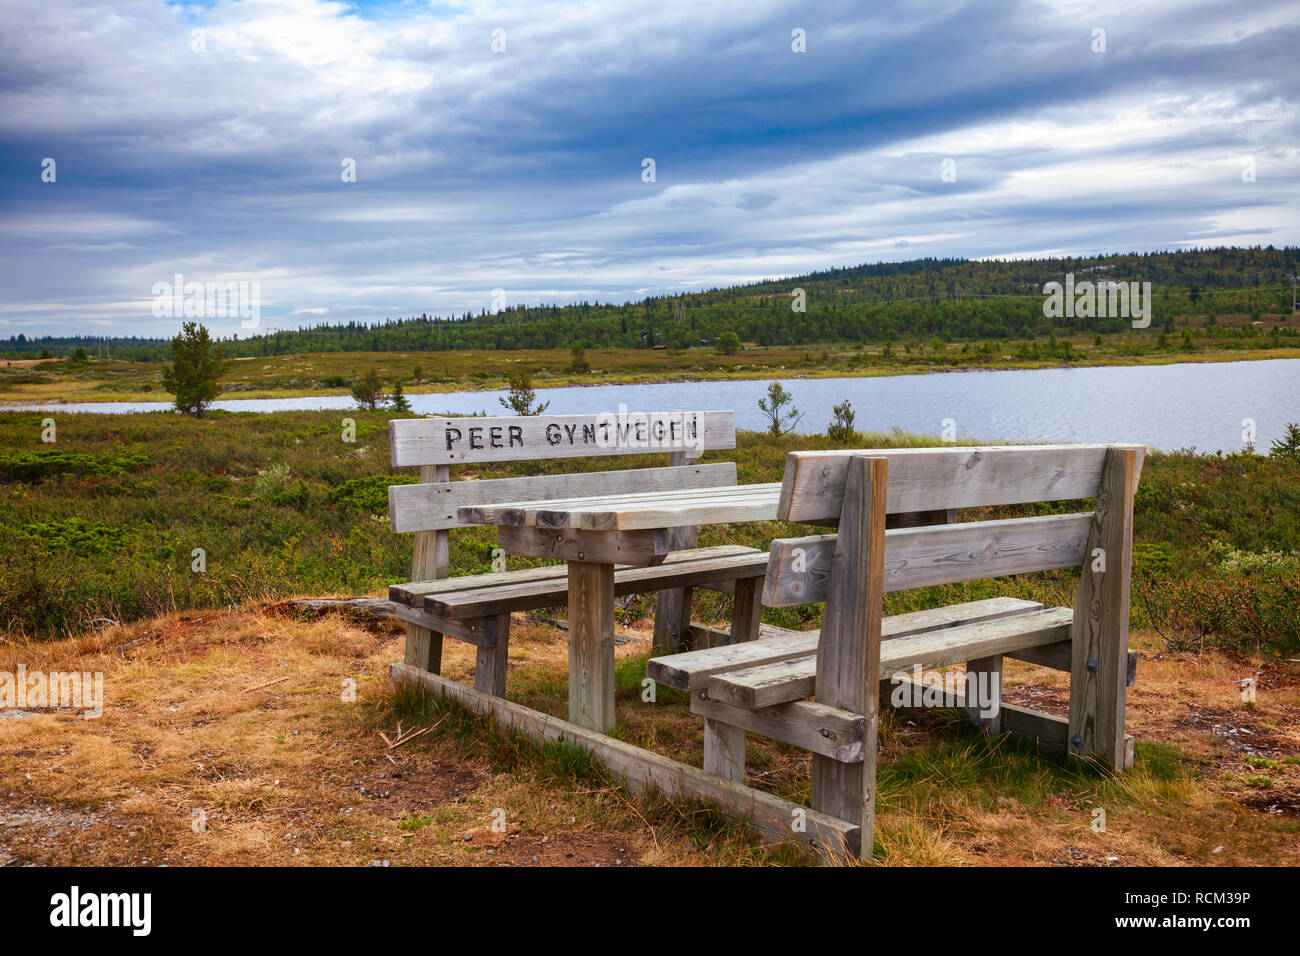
2 605 1297 866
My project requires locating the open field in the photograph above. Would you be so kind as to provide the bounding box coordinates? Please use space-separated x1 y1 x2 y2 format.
2 411 1297 865
2 320 1299 405
2 607 1297 866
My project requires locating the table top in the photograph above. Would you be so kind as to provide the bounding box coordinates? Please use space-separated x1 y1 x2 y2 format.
457 482 782 531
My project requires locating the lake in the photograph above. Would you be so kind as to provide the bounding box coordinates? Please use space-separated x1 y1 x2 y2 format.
5 358 1298 453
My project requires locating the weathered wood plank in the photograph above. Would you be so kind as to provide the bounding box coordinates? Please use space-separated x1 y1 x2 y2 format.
426 549 767 620
811 455 887 858
389 602 499 648
691 693 866 763
473 613 511 696
463 484 782 531
568 561 616 732
497 525 673 566
390 462 736 533
390 544 758 605
647 596 1044 691
388 662 858 858
731 576 764 644
390 411 736 466
964 654 1003 734
703 718 746 781
1007 641 1138 687
654 451 699 653
778 444 1147 523
404 464 449 672
762 513 1093 607
1068 447 1137 767
708 607 1075 710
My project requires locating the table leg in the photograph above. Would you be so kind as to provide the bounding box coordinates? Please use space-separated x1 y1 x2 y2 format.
568 560 616 732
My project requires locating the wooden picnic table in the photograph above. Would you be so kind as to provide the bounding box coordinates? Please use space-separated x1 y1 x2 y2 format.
459 483 782 731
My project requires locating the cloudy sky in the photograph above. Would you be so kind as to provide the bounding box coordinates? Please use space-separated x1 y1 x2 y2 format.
1 0 1297 339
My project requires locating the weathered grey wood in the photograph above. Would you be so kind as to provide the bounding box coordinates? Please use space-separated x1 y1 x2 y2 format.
811 455 887 859
730 576 764 644
778 444 1147 523
762 513 1093 607
692 693 866 763
390 463 736 533
1007 641 1138 687
654 449 700 653
389 662 859 857
425 548 767 620
687 623 736 649
497 525 673 566
964 654 1003 734
473 613 511 696
709 607 1075 710
404 464 449 672
391 544 759 605
568 561 616 732
648 597 1043 691
703 718 746 781
390 603 503 648
1068 447 1137 768
464 483 782 531
390 411 736 466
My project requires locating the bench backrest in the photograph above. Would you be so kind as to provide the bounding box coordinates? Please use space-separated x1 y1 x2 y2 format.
387 410 737 534
761 443 1145 767
761 444 1145 605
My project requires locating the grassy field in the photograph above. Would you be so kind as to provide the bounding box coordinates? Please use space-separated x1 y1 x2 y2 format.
3 323 1299 404
1 410 1297 865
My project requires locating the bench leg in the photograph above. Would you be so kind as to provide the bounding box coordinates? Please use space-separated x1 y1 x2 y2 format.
473 613 511 697
404 465 449 674
1068 448 1136 769
568 561 617 732
730 576 764 644
965 654 1003 735
405 626 443 674
653 525 697 652
703 718 745 781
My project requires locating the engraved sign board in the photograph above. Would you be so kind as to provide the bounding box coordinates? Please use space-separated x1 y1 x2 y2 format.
389 410 736 467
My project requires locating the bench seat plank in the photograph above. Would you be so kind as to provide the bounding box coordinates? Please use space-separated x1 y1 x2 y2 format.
707 606 1075 709
647 596 1044 691
390 545 758 606
424 548 771 620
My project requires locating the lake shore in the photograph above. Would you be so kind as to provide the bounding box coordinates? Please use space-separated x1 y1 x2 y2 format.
3 342 1298 406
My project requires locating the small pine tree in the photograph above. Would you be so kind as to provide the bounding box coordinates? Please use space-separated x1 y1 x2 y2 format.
1269 422 1300 460
350 367 384 410
827 399 856 443
499 369 550 416
389 380 412 413
757 381 802 437
717 331 741 355
161 321 231 417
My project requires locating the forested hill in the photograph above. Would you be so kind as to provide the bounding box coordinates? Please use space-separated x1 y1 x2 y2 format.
7 247 1296 361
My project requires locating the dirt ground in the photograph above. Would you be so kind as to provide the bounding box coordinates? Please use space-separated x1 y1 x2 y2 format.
1 604 1298 867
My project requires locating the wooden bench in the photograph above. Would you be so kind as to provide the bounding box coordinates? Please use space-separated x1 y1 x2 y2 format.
647 443 1145 859
385 410 769 696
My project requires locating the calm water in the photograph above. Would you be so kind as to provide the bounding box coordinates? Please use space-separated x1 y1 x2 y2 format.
5 359 1297 453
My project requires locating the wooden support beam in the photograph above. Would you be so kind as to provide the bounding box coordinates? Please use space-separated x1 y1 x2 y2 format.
1068 448 1137 768
811 455 887 860
568 561 616 732
731 576 764 644
703 718 745 781
473 613 511 696
965 654 1003 734
388 662 859 859
404 463 449 672
691 693 866 763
